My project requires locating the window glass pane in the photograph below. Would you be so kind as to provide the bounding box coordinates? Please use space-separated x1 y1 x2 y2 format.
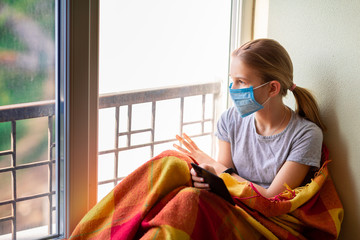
98 153 115 182
0 1 58 239
0 172 12 202
0 153 11 169
98 108 115 152
184 96 203 122
131 103 152 131
16 165 48 198
98 1 231 201
117 147 151 177
99 0 231 93
97 183 114 202
16 118 49 165
154 99 181 141
0 1 55 104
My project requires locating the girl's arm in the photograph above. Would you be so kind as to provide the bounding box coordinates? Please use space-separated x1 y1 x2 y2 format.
230 160 310 198
215 140 310 198
174 134 310 198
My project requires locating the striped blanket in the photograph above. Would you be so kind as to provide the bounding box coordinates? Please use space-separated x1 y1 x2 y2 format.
70 149 343 240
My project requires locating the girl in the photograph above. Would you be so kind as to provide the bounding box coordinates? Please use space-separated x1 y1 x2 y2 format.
174 38 326 198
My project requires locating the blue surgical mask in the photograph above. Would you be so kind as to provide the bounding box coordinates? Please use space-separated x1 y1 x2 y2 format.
229 82 270 117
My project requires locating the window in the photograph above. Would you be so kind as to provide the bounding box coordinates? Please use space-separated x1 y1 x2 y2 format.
96 0 254 202
0 0 253 238
0 1 64 239
66 0 253 235
97 0 232 201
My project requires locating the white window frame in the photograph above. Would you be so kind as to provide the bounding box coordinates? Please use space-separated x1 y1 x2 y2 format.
227 0 255 106
63 0 99 237
230 0 255 51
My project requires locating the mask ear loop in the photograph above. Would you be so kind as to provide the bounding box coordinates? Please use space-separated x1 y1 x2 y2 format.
261 97 271 106
253 81 270 90
256 81 271 106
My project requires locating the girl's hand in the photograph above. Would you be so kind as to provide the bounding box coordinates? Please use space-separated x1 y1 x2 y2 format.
190 163 216 191
173 133 215 165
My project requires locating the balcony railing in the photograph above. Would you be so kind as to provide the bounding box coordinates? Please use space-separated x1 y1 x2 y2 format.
0 81 221 239
0 100 56 240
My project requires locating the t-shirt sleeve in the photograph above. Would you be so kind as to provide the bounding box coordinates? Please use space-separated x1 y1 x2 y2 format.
287 123 323 168
215 110 231 142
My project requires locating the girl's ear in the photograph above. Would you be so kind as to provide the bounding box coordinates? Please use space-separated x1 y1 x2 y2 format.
269 80 281 97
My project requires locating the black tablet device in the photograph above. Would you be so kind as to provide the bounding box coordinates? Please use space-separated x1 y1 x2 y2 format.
191 163 235 205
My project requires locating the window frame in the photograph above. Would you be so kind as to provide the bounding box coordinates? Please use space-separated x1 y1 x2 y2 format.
63 0 99 237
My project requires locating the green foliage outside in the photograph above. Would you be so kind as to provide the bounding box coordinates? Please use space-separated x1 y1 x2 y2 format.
0 1 55 156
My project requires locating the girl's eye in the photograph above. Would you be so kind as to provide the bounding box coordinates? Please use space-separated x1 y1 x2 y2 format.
230 77 246 88
234 79 244 85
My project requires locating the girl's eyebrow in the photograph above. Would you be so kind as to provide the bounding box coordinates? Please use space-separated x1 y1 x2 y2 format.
228 74 248 80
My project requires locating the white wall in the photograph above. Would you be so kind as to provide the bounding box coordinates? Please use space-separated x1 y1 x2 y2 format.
265 1 360 239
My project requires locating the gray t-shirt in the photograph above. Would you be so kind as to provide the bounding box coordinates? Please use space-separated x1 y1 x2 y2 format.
216 107 323 188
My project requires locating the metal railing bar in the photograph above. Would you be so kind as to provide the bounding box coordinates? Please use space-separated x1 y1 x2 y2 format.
98 177 125 185
99 82 221 109
0 150 12 156
118 128 152 136
150 101 156 158
0 216 13 223
0 160 56 173
114 106 120 187
179 97 184 139
98 132 213 155
202 95 206 133
97 179 115 185
16 192 56 202
211 93 219 157
0 207 58 222
127 105 132 147
0 100 56 122
182 119 212 126
0 191 57 206
115 120 212 137
11 120 17 239
0 199 14 206
48 115 53 234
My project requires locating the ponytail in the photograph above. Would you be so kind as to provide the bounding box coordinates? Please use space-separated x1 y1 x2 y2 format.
291 86 326 131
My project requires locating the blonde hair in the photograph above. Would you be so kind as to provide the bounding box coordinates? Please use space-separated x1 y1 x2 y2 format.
232 39 326 131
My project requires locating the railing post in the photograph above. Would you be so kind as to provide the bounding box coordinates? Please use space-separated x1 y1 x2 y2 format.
48 115 54 234
114 106 120 187
150 102 156 158
11 120 17 240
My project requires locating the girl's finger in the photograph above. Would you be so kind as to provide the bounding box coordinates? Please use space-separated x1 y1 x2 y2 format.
175 134 183 142
193 181 210 190
183 133 199 150
191 175 204 183
173 144 191 155
176 134 194 152
190 168 200 177
181 139 194 152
